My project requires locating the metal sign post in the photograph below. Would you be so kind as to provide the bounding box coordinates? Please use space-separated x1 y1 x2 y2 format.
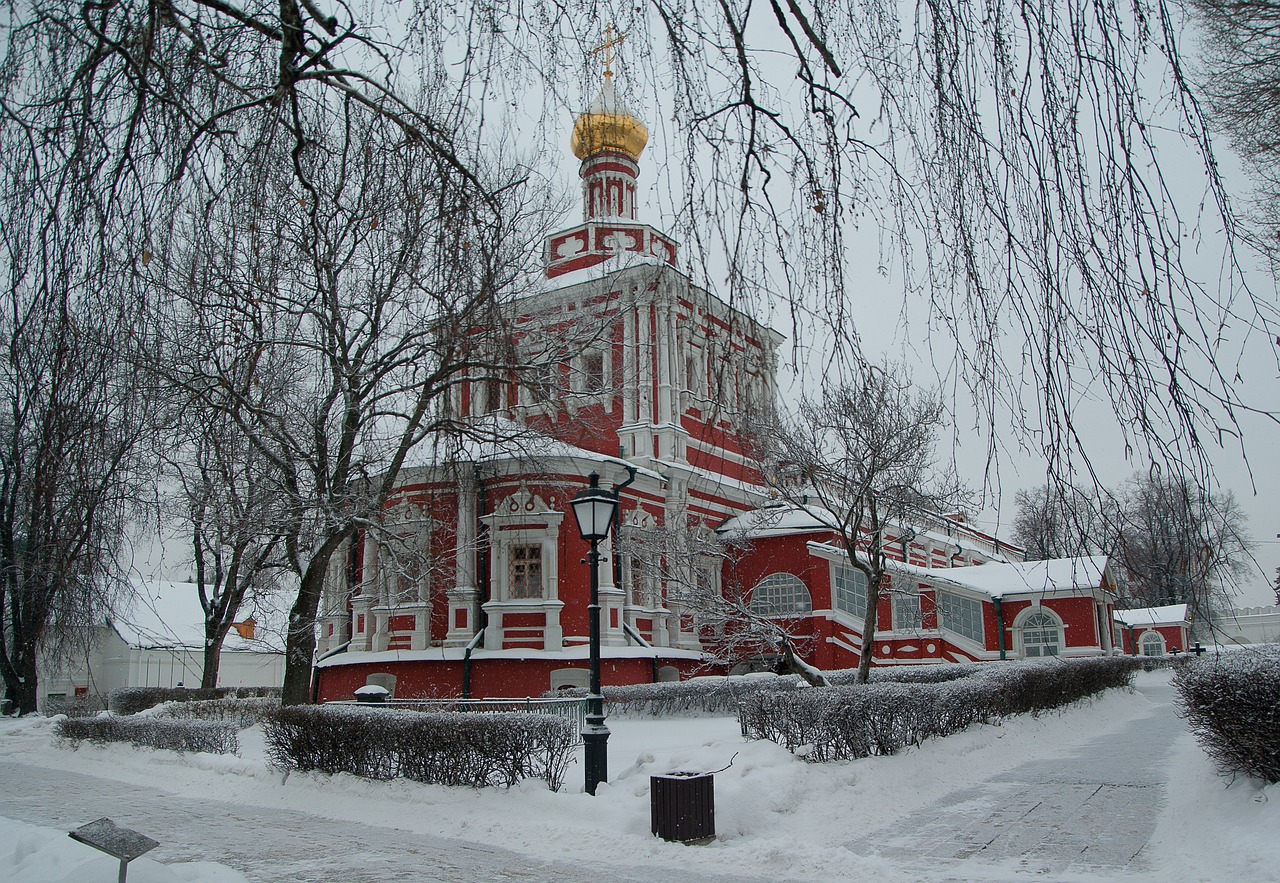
69 817 159 883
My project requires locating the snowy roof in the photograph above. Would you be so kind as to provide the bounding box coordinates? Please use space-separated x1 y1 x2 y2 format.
718 503 840 538
890 555 1111 599
721 502 1011 562
110 580 288 653
399 416 661 481
1115 604 1190 627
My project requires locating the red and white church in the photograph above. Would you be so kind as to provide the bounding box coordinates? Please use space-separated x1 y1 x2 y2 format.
312 76 1123 702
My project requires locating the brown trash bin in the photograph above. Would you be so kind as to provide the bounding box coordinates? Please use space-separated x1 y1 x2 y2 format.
650 771 715 843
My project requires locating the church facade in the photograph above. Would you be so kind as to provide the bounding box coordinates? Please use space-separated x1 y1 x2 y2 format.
312 77 1121 702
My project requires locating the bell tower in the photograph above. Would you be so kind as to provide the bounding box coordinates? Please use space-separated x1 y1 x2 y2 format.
544 30 678 279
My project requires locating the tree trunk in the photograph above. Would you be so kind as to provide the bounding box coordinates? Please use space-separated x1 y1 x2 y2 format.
780 639 830 687
12 649 39 716
280 551 334 706
856 577 882 684
201 638 221 690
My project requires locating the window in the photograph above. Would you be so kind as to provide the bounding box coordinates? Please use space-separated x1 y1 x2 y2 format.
833 564 869 618
509 544 543 599
750 573 812 616
892 587 922 630
938 591 985 644
1140 631 1166 656
578 349 606 394
1021 610 1061 657
628 554 655 608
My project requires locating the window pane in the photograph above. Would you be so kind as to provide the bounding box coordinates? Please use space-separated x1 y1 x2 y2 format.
938 591 985 644
893 590 922 630
510 545 543 599
750 573 812 616
833 564 868 618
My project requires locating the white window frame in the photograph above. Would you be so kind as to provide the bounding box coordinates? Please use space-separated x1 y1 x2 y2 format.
1139 630 1166 656
1017 607 1064 658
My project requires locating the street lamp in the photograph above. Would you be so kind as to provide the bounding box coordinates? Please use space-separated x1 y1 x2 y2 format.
569 471 619 795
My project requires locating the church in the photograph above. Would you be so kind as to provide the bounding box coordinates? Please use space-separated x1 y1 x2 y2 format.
312 68 1122 702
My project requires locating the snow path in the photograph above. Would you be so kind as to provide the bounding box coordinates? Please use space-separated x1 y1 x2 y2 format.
843 676 1183 880
0 760 777 883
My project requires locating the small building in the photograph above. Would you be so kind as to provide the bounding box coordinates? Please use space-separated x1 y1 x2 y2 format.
37 580 286 711
1114 604 1191 656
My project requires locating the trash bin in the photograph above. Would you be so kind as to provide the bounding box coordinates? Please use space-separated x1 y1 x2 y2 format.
650 771 715 843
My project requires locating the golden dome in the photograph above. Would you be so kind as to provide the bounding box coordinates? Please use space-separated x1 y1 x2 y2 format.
570 79 648 162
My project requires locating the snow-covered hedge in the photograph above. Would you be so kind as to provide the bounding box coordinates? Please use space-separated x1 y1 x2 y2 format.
42 695 107 718
263 706 576 790
1173 645 1280 783
55 715 240 755
107 686 281 715
145 696 281 729
548 663 1008 718
741 656 1139 761
550 673 805 717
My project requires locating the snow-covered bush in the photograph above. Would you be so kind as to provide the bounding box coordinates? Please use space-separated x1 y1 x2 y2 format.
56 715 240 755
107 686 281 715
145 696 281 728
1173 645 1280 783
741 656 1138 761
42 694 107 718
572 673 803 717
263 706 576 790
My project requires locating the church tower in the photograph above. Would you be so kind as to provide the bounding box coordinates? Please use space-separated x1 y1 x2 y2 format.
544 51 678 278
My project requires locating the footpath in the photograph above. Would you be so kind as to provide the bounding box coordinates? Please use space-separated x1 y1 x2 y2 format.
844 676 1183 879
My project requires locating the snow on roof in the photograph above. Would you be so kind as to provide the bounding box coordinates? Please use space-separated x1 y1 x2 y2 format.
890 555 1110 599
718 503 840 538
721 502 1011 562
111 580 288 653
1115 604 1190 627
399 416 661 480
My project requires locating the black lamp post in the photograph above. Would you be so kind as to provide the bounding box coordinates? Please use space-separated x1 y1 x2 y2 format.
569 471 618 795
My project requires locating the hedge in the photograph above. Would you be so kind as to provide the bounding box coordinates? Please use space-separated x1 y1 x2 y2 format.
56 715 240 755
145 696 281 728
263 706 576 790
107 686 281 715
1173 645 1280 783
740 656 1139 762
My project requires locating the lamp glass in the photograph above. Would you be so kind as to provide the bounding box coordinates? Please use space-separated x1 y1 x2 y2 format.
571 480 617 541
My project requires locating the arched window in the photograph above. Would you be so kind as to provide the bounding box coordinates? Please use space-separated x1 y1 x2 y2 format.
1020 610 1062 657
1139 630 1166 656
750 573 812 616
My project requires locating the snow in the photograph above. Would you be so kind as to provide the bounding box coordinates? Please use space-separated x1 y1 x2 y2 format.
396 415 662 478
1115 604 1190 627
2 671 1277 882
891 555 1110 598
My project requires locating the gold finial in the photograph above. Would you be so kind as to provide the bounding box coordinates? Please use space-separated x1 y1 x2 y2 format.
591 25 627 80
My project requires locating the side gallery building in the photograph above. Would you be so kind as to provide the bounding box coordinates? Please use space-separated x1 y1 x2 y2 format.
313 80 1121 701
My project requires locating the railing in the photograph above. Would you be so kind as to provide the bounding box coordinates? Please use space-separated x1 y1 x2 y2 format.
327 696 588 734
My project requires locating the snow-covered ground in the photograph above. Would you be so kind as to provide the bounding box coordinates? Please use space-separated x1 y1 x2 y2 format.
1 671 1275 882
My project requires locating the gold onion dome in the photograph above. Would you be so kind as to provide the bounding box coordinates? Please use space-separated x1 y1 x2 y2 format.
570 78 649 161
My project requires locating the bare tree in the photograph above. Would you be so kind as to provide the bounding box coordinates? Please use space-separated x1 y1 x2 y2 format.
1010 485 1117 561
749 361 960 683
1115 472 1254 628
1190 0 1280 257
162 420 287 689
418 2 1276 493
623 517 832 686
150 99 553 705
